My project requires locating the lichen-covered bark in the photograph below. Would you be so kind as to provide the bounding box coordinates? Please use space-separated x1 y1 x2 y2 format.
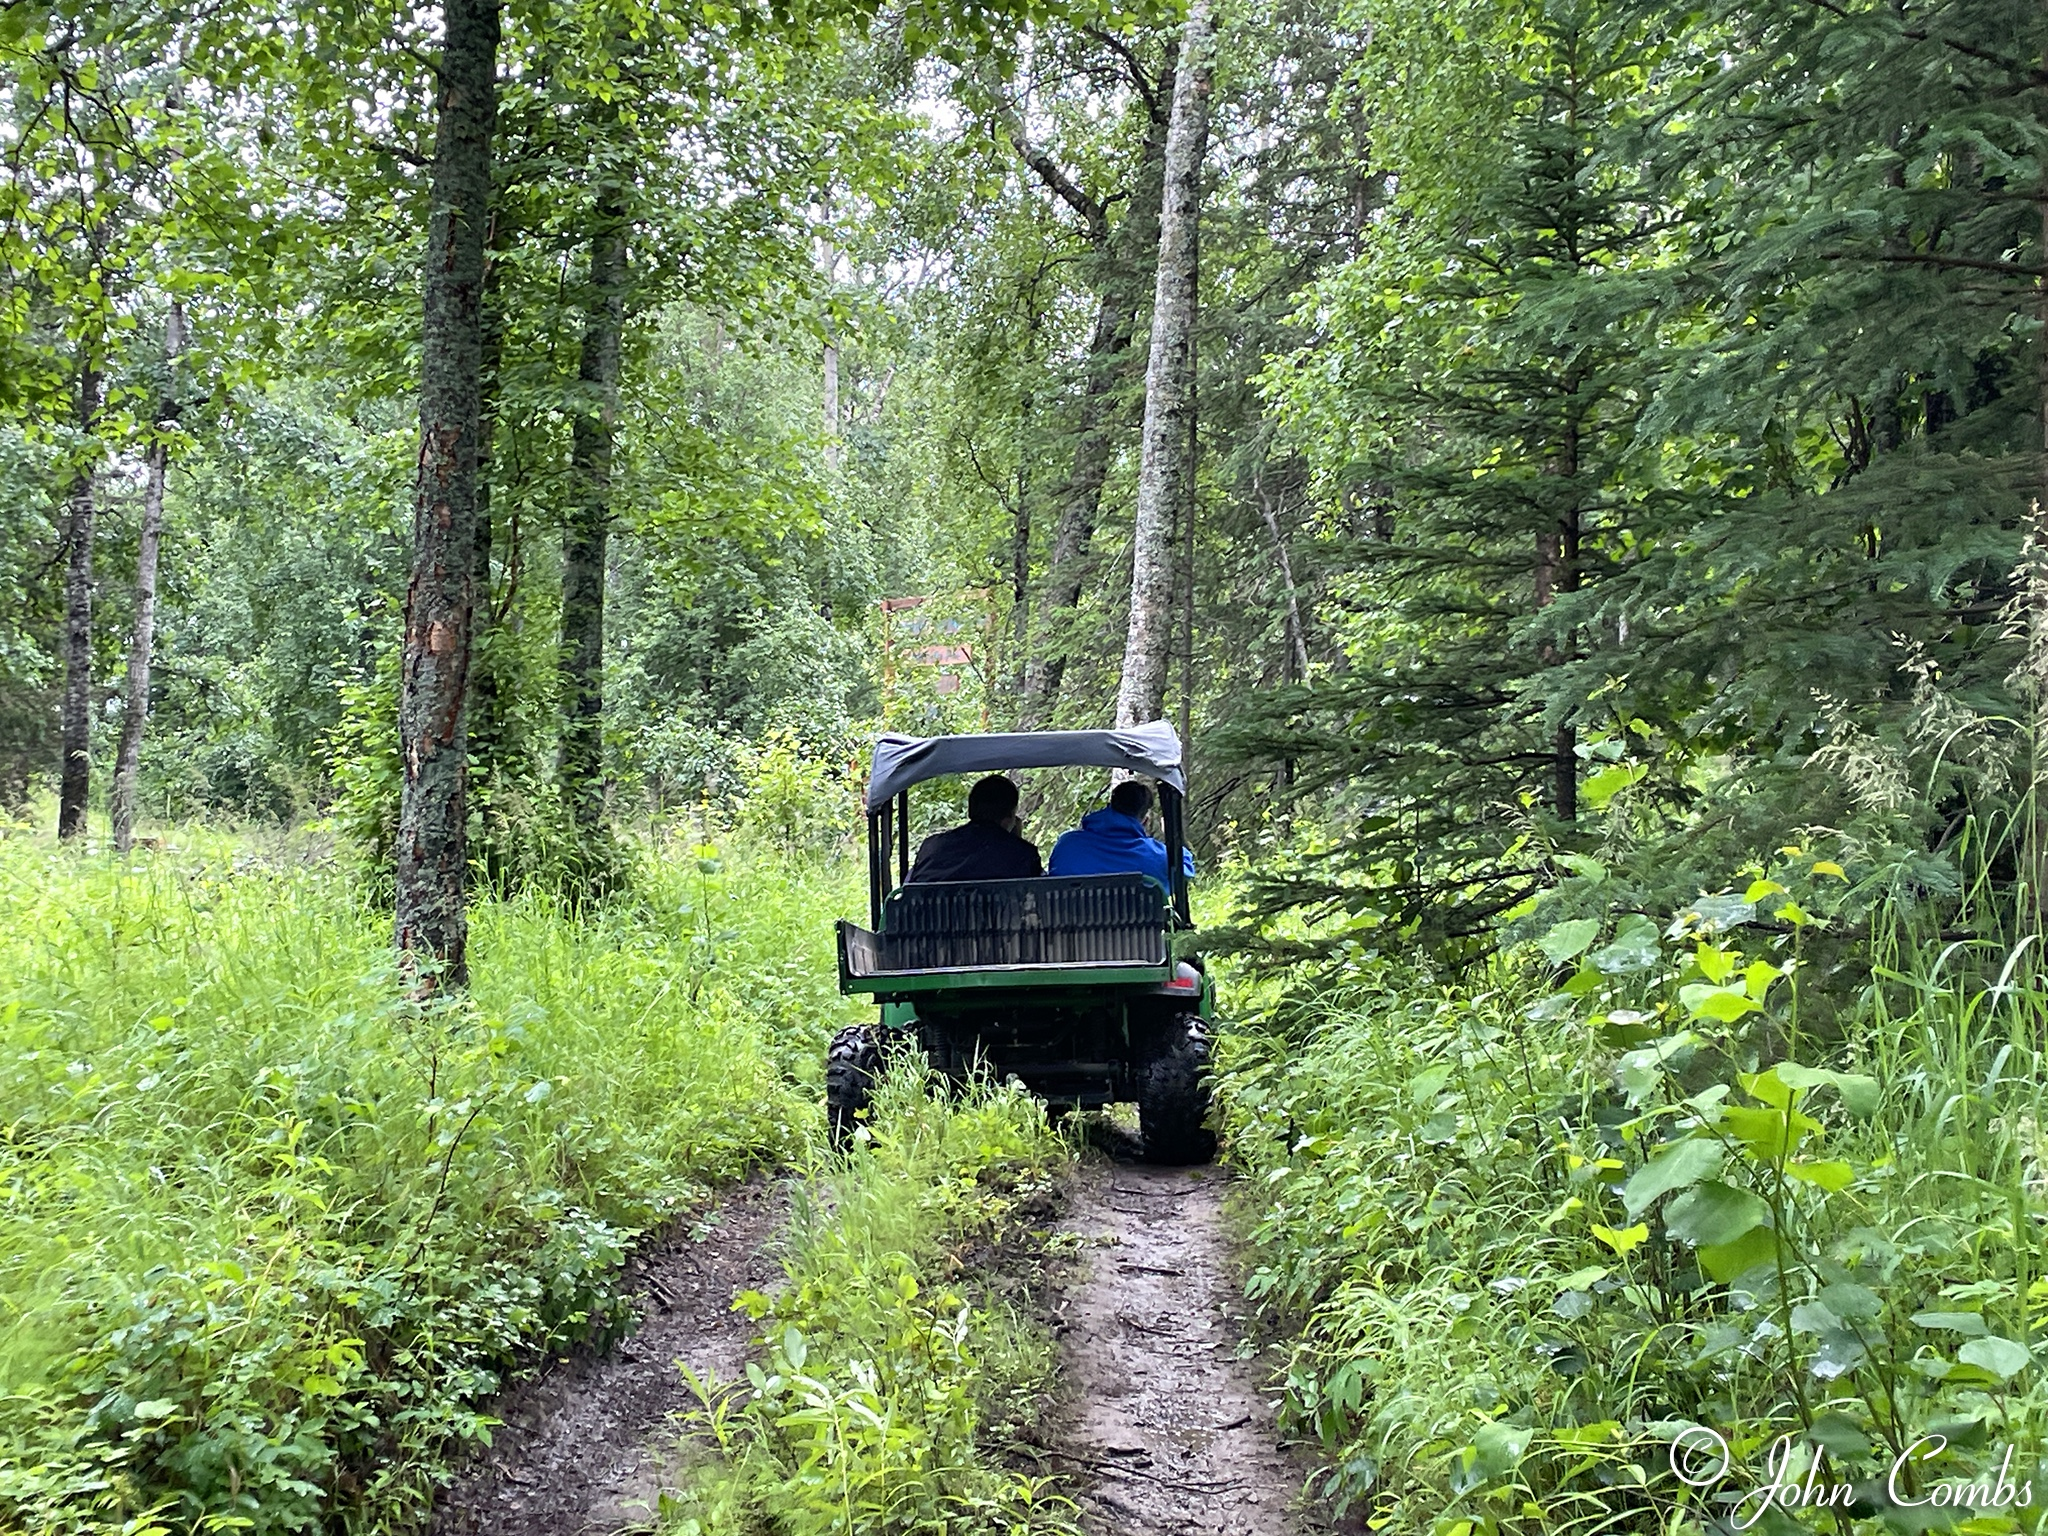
57 360 103 842
112 303 185 853
1117 0 1214 730
396 0 498 987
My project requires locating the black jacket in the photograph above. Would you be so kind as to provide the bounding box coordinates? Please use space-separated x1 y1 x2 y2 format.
904 820 1043 883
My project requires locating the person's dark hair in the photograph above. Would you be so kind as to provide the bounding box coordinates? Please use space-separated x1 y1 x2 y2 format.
966 774 1021 824
1109 780 1154 818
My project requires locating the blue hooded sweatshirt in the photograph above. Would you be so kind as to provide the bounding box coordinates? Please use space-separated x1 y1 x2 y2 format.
1046 807 1196 888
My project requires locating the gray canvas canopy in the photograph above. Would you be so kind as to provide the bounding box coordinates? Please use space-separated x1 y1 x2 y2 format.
864 722 1185 812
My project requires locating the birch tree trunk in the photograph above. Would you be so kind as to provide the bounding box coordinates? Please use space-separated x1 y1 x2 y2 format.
1116 0 1214 730
1017 58 1173 729
822 327 839 468
111 301 185 853
395 0 497 987
559 193 626 890
57 359 105 841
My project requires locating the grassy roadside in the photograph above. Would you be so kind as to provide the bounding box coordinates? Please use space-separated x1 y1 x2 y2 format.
660 1062 1079 1536
1216 857 2046 1533
0 825 862 1535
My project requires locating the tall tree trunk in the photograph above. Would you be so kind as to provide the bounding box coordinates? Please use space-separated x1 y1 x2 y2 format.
1017 59 1174 729
1116 0 1214 730
395 0 498 988
1253 468 1311 683
469 229 508 889
58 359 104 841
1019 293 1137 726
559 193 626 882
111 302 185 853
822 327 840 468
1537 411 1581 821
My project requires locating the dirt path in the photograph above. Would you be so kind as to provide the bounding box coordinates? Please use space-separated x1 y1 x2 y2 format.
1047 1159 1332 1536
433 1175 787 1536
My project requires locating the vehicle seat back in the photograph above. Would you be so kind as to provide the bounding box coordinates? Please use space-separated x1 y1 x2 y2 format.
879 874 1166 970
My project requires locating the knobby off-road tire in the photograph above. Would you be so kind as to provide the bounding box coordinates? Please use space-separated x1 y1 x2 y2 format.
1138 1015 1216 1165
826 1024 883 1148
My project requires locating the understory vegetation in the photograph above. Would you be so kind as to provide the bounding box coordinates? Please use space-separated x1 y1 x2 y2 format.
661 1062 1075 1536
0 824 861 1533
1220 849 2047 1530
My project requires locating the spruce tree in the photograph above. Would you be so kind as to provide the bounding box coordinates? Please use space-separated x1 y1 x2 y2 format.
1245 0 1680 945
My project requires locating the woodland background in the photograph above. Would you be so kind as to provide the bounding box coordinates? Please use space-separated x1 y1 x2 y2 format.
2 0 2045 1531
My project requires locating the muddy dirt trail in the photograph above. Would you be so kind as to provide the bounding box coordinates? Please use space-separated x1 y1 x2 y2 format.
433 1175 787 1536
1048 1158 1336 1536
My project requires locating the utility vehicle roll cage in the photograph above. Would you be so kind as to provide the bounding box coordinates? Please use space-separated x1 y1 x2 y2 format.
860 721 1193 929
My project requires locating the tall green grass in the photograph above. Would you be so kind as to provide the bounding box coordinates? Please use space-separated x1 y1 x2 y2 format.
0 825 862 1534
1219 853 2046 1533
663 1062 1077 1536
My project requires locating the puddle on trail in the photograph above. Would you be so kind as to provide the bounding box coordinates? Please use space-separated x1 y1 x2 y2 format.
432 1174 786 1536
1047 1158 1335 1536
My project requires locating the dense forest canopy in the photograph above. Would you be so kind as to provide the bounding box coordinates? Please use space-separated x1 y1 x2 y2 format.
8 0 2044 954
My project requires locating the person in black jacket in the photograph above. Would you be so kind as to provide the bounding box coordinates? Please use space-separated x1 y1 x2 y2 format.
904 774 1042 882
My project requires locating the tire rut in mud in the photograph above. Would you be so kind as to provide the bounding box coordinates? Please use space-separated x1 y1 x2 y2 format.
433 1174 787 1536
1047 1158 1334 1536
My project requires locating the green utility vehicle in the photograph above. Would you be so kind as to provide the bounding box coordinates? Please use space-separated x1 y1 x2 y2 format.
829 723 1216 1163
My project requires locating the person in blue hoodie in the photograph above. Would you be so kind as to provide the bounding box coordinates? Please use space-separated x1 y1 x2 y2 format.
1046 780 1195 889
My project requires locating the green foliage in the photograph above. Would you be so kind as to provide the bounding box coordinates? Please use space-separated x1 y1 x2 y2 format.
1217 851 2047 1528
661 1062 1076 1535
0 826 860 1533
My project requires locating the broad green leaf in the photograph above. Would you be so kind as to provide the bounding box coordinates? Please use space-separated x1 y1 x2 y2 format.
1811 861 1847 879
1679 983 1758 1022
1957 1336 2031 1380
1589 914 1662 974
1694 943 1736 984
1474 1421 1534 1476
1911 1311 1987 1337
782 1326 807 1371
1622 1139 1724 1217
1774 1062 1880 1116
1617 1032 1698 1104
1738 1066 1791 1109
1742 960 1782 1001
1697 1225 1778 1283
1556 1265 1608 1291
1671 894 1755 935
1806 1413 1872 1459
1784 1159 1854 1191
1720 1104 1821 1161
1664 1181 1769 1246
1537 919 1601 965
1810 1328 1869 1381
1789 1300 1839 1336
1581 762 1646 809
1592 1222 1649 1256
1818 1282 1882 1321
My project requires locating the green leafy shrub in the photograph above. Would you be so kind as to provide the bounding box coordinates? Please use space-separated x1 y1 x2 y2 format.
0 826 859 1534
1220 849 2046 1532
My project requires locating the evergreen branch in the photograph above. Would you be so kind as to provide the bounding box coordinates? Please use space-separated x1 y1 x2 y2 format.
1796 0 2048 85
1835 250 2048 279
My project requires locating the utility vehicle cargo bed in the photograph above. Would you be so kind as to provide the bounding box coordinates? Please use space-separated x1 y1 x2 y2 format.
837 873 1167 980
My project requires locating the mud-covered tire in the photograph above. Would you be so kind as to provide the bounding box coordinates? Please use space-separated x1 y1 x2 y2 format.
826 1024 883 1148
1138 1016 1216 1165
